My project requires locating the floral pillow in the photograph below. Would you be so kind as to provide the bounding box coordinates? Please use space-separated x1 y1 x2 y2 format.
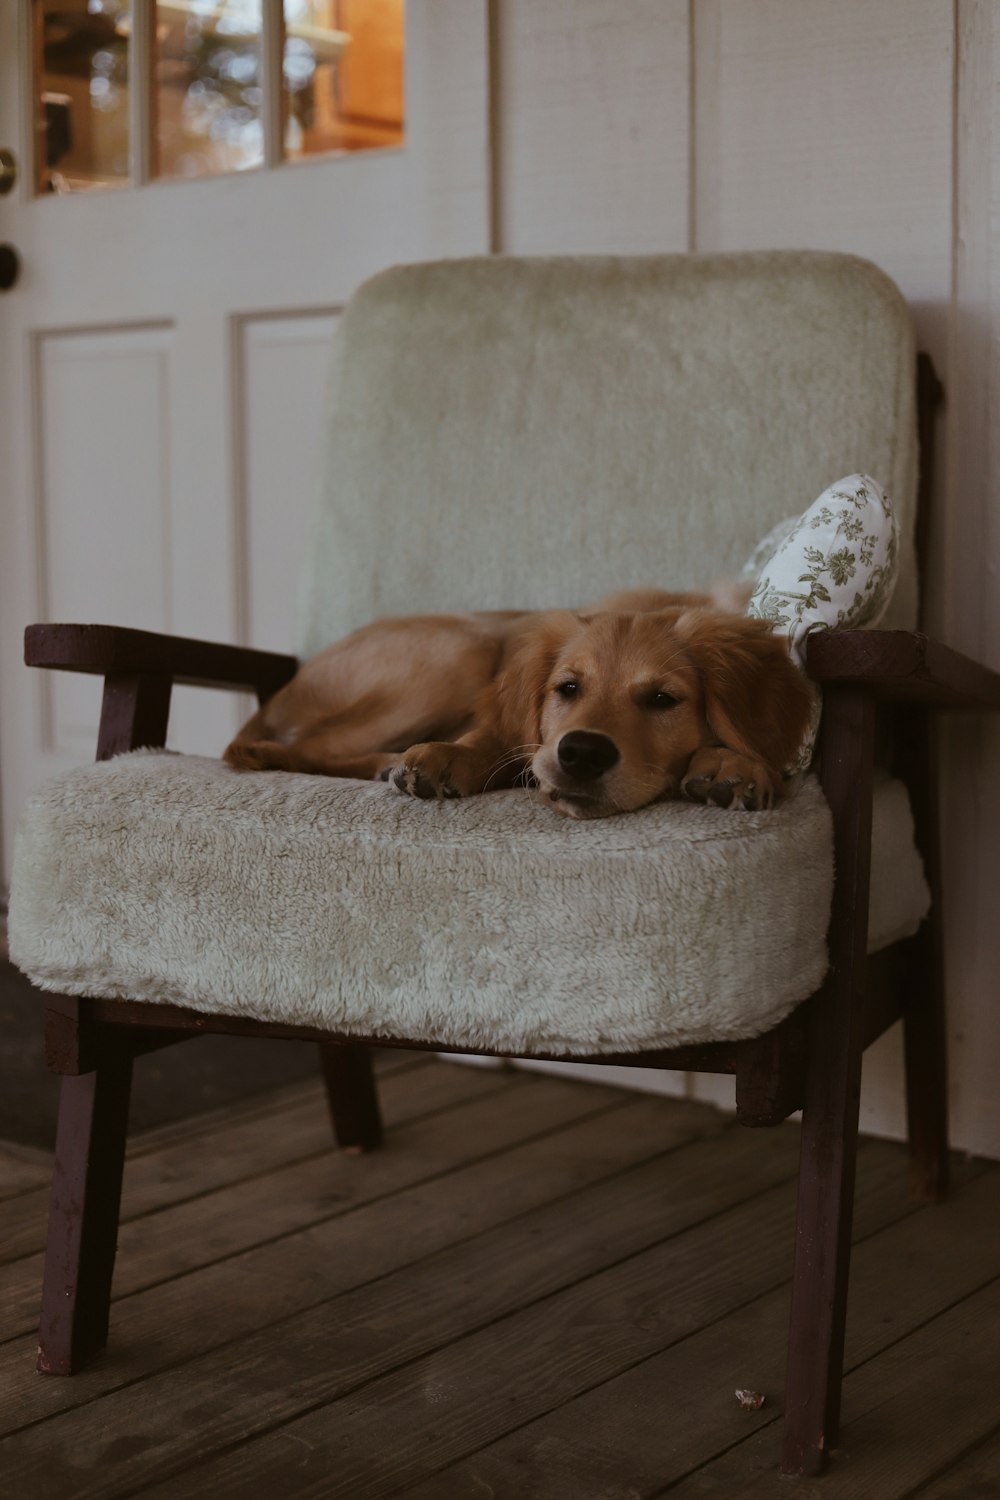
745 474 899 771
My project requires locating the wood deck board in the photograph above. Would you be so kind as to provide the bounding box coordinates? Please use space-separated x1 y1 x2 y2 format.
0 1071 637 1344
398 1165 1000 1499
0 1118 790 1495
908 1421 1000 1497
672 1271 1000 1497
0 1055 514 1265
0 1091 720 1431
0 1060 995 1499
122 1140 956 1500
0 1146 52 1202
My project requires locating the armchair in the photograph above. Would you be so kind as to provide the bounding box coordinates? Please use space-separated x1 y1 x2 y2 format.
10 252 1000 1478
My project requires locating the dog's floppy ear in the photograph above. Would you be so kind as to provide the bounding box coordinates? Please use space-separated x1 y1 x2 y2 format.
492 611 584 746
675 610 816 772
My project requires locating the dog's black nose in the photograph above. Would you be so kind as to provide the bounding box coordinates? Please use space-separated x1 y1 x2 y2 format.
557 730 620 782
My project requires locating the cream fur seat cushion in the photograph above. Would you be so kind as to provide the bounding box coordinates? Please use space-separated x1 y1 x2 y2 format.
8 751 929 1055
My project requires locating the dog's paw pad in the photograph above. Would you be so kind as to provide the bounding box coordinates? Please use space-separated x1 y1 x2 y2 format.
681 773 712 803
683 753 776 813
707 777 742 809
389 763 459 800
391 765 435 799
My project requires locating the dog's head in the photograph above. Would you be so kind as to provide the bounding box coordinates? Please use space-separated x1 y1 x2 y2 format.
498 608 815 819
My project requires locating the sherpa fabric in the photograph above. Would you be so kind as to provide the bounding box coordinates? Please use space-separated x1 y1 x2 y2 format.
299 252 918 659
8 753 929 1055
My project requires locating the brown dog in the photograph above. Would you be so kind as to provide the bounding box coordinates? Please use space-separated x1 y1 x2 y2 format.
224 588 814 819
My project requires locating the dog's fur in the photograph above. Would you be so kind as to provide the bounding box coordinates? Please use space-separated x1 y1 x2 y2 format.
224 588 815 819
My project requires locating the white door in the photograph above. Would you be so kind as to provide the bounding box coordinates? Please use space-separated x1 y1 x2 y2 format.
0 0 489 885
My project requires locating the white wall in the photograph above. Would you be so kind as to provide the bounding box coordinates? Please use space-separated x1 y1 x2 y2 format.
493 0 1000 1158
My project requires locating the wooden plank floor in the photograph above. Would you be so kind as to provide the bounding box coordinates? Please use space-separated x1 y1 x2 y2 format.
1 1052 998 1499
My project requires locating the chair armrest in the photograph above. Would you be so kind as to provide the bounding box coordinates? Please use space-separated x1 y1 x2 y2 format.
24 623 298 698
806 630 1000 711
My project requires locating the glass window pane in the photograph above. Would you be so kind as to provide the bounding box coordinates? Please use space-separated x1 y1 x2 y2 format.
283 0 404 161
35 0 131 194
155 0 264 180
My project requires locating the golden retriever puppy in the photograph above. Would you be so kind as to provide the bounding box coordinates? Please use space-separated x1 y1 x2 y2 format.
225 587 814 819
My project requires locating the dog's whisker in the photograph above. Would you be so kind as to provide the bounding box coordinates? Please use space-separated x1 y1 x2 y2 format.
483 744 541 792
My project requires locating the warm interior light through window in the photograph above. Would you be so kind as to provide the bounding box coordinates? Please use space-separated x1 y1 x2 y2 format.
34 0 405 192
155 0 265 180
283 0 405 160
35 0 131 193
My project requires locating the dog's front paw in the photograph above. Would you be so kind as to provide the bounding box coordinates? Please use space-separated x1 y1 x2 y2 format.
681 748 777 811
380 743 465 801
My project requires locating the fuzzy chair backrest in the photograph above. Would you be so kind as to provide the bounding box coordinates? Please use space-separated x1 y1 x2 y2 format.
298 252 918 659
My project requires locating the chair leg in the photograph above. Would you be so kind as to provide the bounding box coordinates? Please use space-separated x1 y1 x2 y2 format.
781 1018 864 1475
902 920 949 1202
38 1058 133 1374
896 708 949 1203
318 1042 383 1153
781 685 875 1476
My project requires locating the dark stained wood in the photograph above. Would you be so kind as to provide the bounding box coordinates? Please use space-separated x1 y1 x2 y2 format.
24 623 297 700
914 351 944 592
911 1422 1000 1499
782 685 876 1477
0 1061 525 1275
0 1148 52 1203
43 995 190 1075
734 1012 807 1126
39 994 761 1077
396 1159 1000 1500
1 1065 996 1497
861 942 912 1048
96 672 172 760
656 1222 1000 1498
56 1138 944 1500
895 706 950 1202
1 1107 808 1495
0 1092 722 1428
0 1091 714 1425
36 1060 133 1375
896 349 949 1204
806 629 1000 710
317 1043 384 1152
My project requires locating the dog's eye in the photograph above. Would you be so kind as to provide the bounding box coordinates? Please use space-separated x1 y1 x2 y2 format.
647 690 679 710
555 680 580 700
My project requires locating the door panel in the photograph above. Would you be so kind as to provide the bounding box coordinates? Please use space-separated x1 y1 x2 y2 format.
240 311 339 656
36 323 174 754
0 0 490 881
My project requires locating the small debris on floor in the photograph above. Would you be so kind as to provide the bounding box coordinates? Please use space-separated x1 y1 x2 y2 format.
735 1389 766 1411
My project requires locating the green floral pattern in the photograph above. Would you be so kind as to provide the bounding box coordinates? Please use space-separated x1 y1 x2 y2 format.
746 475 899 773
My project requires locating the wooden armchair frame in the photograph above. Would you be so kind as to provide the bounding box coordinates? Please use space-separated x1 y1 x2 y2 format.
18 357 1000 1477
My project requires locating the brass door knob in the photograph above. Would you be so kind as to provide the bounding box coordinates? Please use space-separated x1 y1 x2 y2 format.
0 245 20 291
